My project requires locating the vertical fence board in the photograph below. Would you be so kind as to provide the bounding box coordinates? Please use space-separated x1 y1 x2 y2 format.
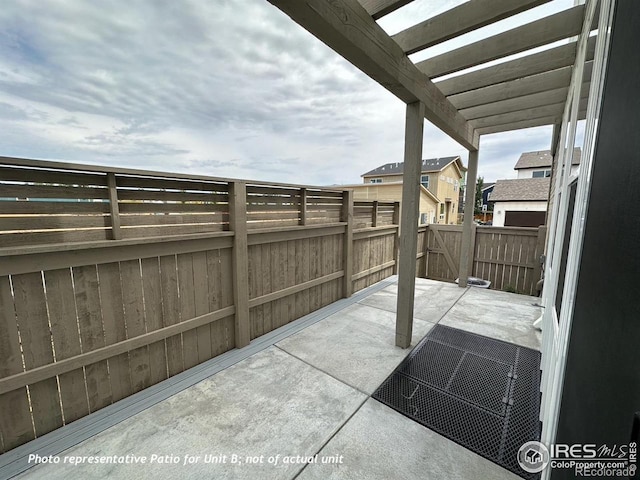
260 244 273 335
286 240 296 323
13 273 64 436
192 251 212 363
177 253 199 370
44 269 89 424
75 265 114 411
120 260 151 393
248 246 262 340
206 249 227 355
0 275 34 451
159 255 184 377
219 247 235 348
98 262 132 402
141 258 168 386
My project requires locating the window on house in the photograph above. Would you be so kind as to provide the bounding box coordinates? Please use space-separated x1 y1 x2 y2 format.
420 175 429 188
420 213 428 225
369 178 383 183
440 204 445 215
454 180 458 191
532 170 552 178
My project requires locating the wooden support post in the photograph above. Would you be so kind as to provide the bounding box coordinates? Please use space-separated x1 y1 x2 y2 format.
342 190 354 298
107 173 121 240
229 182 250 348
396 101 424 348
372 200 379 227
459 149 479 287
392 201 400 274
300 188 307 226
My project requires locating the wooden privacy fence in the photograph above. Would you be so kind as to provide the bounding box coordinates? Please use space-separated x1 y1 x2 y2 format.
421 224 546 295
0 157 401 453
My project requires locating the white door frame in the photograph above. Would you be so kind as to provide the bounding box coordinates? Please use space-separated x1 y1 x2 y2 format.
538 1 616 474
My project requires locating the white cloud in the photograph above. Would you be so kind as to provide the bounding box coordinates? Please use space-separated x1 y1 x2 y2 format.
0 0 558 186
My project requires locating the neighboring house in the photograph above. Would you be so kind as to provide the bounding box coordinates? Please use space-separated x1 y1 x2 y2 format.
481 182 495 211
490 148 581 227
361 156 466 224
344 182 440 225
490 178 550 227
514 148 581 179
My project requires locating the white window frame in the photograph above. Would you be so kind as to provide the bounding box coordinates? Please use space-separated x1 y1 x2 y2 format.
369 178 382 184
420 175 429 188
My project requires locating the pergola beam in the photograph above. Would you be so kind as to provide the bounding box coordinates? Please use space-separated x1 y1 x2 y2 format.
470 103 566 129
462 83 591 120
436 35 597 96
393 0 551 55
476 116 562 135
359 0 415 20
470 97 588 129
416 4 589 79
449 61 593 110
268 0 478 150
476 106 587 135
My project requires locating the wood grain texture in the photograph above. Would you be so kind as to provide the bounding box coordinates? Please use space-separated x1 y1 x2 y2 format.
44 269 90 423
141 258 168 386
12 272 63 436
74 265 113 411
417 4 587 78
97 262 132 402
393 0 550 54
0 275 34 451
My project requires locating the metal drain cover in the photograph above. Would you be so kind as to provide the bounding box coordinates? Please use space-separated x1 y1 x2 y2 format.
373 324 542 480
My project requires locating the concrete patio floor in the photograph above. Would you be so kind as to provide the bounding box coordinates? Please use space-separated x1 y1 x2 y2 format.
12 277 542 480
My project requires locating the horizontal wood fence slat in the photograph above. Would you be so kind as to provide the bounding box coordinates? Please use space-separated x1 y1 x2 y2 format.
0 158 405 454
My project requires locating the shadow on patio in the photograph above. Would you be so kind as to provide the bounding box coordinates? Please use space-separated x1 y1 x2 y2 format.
13 278 541 480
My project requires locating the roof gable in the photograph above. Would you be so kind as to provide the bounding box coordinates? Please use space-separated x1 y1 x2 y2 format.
490 178 550 202
362 156 463 177
514 148 581 170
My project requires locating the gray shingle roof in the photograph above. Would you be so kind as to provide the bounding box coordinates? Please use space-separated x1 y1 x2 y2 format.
514 148 581 169
489 178 551 202
362 156 461 176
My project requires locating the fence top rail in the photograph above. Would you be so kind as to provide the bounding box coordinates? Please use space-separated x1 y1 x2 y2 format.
476 225 540 234
0 156 346 193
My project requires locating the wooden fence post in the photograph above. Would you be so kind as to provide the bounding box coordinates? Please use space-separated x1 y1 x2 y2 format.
229 182 250 348
107 173 121 240
342 190 354 298
393 201 400 274
300 188 307 226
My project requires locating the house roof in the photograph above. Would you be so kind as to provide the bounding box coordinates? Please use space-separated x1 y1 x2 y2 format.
362 156 465 177
489 178 551 202
481 182 495 191
514 148 581 170
341 181 441 204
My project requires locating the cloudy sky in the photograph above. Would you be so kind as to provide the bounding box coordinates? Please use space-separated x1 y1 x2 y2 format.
0 0 576 186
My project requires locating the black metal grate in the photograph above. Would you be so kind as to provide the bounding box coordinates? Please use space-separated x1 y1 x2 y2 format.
373 324 542 480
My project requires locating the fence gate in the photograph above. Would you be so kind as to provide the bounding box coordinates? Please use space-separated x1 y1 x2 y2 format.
424 225 461 283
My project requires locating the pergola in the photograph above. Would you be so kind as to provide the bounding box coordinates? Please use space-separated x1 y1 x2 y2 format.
268 0 599 348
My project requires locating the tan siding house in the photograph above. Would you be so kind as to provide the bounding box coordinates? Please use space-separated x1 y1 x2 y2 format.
360 156 466 224
344 182 440 225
